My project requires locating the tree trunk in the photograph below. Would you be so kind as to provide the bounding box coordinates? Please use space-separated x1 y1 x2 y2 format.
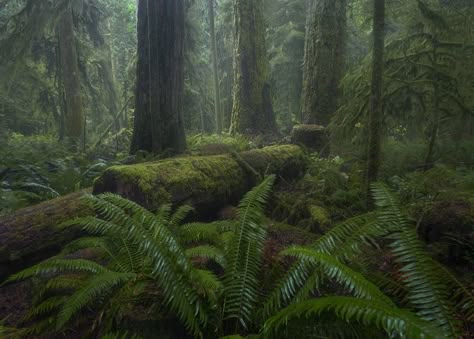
130 0 187 155
366 0 385 203
301 0 347 126
57 4 84 146
209 0 223 134
229 0 276 135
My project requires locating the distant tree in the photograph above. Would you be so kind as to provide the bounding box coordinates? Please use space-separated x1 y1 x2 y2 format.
301 0 347 126
229 0 276 135
131 0 187 154
366 0 385 202
57 3 85 146
208 0 223 134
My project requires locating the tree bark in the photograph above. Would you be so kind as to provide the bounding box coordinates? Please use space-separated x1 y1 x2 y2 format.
57 4 84 145
229 0 276 135
130 0 187 155
366 0 385 202
209 0 223 134
301 0 347 126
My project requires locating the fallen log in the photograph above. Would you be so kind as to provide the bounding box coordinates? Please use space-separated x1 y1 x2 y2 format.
0 190 92 279
94 144 307 214
0 145 306 279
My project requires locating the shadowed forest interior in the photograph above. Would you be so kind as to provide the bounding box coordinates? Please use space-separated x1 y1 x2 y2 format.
0 0 473 338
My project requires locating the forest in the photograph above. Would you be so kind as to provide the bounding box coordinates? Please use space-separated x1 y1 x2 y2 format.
0 0 473 338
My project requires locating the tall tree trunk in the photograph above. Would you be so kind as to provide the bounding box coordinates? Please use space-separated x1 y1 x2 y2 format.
301 0 347 126
209 0 222 134
57 4 84 146
131 0 187 155
423 41 440 171
366 0 385 203
229 0 276 135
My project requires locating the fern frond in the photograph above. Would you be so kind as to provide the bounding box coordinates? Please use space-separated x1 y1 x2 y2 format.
390 227 462 336
186 245 226 267
60 236 117 256
170 205 194 230
35 276 86 303
433 262 474 322
7 259 108 282
24 296 66 322
263 297 440 339
87 194 210 336
281 247 395 306
179 221 235 247
371 183 462 336
262 213 382 319
371 183 410 231
223 175 275 329
191 269 223 304
56 271 136 329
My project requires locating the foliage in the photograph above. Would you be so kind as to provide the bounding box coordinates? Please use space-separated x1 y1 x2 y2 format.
6 178 472 338
7 175 277 337
271 154 365 231
0 134 120 215
262 183 471 338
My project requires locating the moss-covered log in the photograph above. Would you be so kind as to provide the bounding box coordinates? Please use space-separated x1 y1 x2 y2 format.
94 145 307 214
0 145 306 279
0 190 92 279
291 124 329 155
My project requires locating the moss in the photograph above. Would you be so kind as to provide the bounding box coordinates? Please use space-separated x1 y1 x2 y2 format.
95 154 246 212
309 205 331 233
94 145 307 216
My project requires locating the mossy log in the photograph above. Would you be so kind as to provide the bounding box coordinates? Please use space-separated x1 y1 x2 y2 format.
94 145 307 214
0 190 92 279
0 145 306 279
291 124 329 154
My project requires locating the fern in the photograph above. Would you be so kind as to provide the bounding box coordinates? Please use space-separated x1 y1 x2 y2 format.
10 193 210 337
222 175 276 330
7 258 108 282
179 221 236 247
56 271 137 329
186 245 226 267
373 183 463 336
263 296 440 339
280 247 395 306
262 212 383 319
390 227 461 336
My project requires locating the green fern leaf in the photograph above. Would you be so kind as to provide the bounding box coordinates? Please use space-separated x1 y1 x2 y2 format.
263 296 440 339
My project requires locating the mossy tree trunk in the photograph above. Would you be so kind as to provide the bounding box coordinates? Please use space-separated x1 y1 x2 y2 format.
301 0 347 126
57 4 84 146
209 0 222 134
131 0 187 155
366 0 385 203
229 0 276 135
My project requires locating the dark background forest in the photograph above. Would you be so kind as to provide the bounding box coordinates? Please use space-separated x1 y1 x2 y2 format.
0 0 473 338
